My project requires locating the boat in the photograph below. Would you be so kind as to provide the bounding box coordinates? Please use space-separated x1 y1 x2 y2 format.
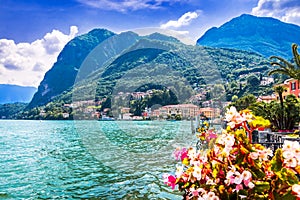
98 115 115 121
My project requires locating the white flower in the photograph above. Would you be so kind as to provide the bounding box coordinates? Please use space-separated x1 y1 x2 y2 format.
284 157 298 168
206 179 216 185
226 166 236 179
188 148 197 160
216 135 226 145
282 140 299 152
292 184 300 197
225 106 246 128
193 166 202 180
248 182 255 189
207 191 217 198
225 107 239 122
241 170 252 180
190 160 201 167
242 112 253 123
265 148 273 157
200 154 208 163
283 150 294 159
294 148 300 160
224 134 235 147
234 171 243 184
227 121 236 129
258 149 271 161
175 165 183 177
210 196 220 200
222 146 232 157
249 152 259 160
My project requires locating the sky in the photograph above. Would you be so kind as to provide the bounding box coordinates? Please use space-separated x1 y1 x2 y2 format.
0 0 300 87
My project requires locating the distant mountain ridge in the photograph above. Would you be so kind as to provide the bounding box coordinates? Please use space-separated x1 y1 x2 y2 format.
197 14 300 58
0 84 36 104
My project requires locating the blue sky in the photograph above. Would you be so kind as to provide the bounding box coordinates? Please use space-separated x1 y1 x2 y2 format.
0 0 300 86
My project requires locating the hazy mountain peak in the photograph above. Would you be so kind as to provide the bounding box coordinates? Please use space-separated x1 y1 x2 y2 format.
144 32 180 43
197 14 300 58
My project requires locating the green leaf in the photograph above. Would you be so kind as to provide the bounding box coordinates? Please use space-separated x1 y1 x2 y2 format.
251 167 266 179
271 149 283 172
280 191 297 200
254 181 270 193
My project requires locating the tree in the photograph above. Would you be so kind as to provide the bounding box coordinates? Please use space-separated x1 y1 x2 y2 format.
247 75 260 87
230 94 257 111
251 95 300 131
283 95 300 130
274 85 285 109
231 95 238 102
269 43 300 81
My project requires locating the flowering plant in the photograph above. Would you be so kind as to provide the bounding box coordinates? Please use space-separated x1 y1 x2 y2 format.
164 107 300 200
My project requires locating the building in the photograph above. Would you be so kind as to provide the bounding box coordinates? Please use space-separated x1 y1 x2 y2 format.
287 79 300 98
62 113 70 119
257 95 277 103
260 77 274 86
160 104 199 119
122 113 133 120
198 107 221 119
274 78 300 100
121 107 131 114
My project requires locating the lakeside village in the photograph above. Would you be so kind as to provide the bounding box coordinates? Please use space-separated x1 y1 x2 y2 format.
32 76 300 124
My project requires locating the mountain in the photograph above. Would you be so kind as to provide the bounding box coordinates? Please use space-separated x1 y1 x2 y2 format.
27 30 185 109
61 36 270 107
197 14 300 58
27 26 274 113
0 84 36 104
27 29 117 108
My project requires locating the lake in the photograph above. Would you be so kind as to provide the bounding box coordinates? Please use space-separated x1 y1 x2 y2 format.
0 120 198 199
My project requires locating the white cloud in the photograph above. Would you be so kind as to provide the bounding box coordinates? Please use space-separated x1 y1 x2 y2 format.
160 11 200 29
76 0 184 12
0 26 78 87
252 0 300 25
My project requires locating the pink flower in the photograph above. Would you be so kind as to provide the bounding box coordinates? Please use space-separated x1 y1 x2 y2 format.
207 130 217 140
180 149 188 161
174 148 188 161
192 190 199 197
166 175 176 190
235 184 244 191
243 179 251 187
174 148 181 160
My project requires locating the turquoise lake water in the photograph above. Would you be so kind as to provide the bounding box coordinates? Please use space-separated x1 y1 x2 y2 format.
0 120 198 199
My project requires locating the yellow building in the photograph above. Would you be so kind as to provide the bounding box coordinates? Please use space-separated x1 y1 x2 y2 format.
198 107 221 119
160 104 199 119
